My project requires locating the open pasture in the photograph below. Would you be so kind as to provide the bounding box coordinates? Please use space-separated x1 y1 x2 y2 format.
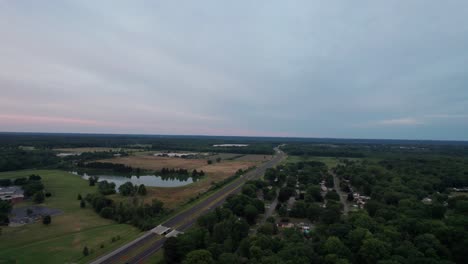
0 170 141 264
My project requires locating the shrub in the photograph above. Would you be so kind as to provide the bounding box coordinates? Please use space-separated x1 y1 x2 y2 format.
42 215 51 225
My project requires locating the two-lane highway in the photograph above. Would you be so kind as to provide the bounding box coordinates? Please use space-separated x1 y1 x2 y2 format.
91 147 286 264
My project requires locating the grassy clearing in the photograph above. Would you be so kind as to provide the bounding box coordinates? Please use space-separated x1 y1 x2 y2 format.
234 154 273 162
207 153 242 160
54 147 143 153
0 170 141 264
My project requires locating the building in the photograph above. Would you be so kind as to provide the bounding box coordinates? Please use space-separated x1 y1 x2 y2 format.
0 186 24 204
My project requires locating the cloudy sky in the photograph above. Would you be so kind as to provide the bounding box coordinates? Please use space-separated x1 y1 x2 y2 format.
1 1 468 140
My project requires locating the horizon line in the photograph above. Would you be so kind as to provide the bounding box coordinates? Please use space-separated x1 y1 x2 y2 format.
1 130 467 143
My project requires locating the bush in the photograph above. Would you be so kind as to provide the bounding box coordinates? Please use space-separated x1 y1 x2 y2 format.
45 192 52 197
83 246 89 256
325 191 340 201
100 207 114 219
33 192 45 203
42 215 51 225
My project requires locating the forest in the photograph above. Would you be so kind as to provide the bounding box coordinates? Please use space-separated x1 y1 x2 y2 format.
161 149 468 264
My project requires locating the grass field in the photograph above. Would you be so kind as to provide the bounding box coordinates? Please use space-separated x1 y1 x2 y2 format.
0 170 142 264
54 147 143 153
143 160 258 208
234 154 273 162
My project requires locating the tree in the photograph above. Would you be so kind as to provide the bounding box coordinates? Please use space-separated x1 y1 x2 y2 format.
118 182 135 196
290 201 307 218
325 191 340 201
98 180 116 195
77 194 82 200
164 237 181 263
42 215 51 225
100 207 114 219
33 192 45 203
258 222 276 235
83 246 89 256
207 160 213 165
323 236 351 259
80 200 86 208
242 184 257 198
218 253 241 264
305 185 323 202
244 204 259 224
23 181 44 197
358 238 390 264
347 228 372 252
138 184 147 195
0 200 12 225
182 249 214 264
278 187 294 203
88 177 97 186
307 203 322 221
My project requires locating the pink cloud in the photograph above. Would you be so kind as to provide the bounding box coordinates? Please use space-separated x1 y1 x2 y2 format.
0 114 120 127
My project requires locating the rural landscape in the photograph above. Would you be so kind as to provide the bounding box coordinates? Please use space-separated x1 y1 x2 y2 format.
2 1 468 264
0 133 467 264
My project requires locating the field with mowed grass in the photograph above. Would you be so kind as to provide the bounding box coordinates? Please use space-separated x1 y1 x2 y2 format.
0 170 142 264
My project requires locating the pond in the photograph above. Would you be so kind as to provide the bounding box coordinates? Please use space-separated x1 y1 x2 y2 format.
70 171 195 189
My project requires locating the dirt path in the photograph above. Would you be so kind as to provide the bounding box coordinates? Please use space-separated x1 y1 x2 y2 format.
330 170 350 215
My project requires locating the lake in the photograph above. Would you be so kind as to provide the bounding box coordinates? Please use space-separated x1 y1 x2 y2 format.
70 171 194 189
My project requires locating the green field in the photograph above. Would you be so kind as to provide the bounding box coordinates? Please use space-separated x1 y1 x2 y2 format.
0 170 142 264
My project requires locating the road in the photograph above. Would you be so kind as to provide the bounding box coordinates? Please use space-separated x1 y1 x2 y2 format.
91 147 286 264
330 170 350 215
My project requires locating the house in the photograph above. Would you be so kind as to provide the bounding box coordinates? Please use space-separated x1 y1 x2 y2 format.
0 186 24 204
277 222 294 229
422 197 432 204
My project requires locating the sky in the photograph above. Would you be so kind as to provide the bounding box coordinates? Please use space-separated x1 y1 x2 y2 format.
1 1 468 140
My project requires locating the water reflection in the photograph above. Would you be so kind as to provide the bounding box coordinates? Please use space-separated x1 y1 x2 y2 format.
70 171 194 189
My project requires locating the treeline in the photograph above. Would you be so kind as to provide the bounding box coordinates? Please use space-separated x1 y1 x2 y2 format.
282 144 366 158
0 148 60 172
283 142 468 159
64 151 128 162
78 162 134 173
82 193 165 230
159 168 205 178
0 133 276 154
